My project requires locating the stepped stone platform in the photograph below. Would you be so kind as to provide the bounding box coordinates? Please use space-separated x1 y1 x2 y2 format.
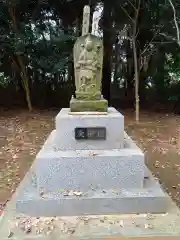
14 107 170 217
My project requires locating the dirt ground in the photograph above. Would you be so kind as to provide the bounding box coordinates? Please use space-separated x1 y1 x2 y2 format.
0 109 180 215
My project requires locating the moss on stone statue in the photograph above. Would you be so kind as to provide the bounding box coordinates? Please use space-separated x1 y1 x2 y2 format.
70 98 108 112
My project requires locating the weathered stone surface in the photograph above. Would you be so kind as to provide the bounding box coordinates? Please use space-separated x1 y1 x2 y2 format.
74 34 103 102
70 97 108 112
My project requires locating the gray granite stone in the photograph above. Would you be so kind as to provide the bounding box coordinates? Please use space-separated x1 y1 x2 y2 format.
16 169 170 217
124 132 149 178
34 148 144 192
54 108 124 150
34 129 144 192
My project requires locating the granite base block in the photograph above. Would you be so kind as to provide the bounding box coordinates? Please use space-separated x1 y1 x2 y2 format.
35 150 144 192
54 107 124 150
16 171 170 217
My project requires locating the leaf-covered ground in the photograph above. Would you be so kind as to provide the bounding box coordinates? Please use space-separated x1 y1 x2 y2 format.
0 109 180 215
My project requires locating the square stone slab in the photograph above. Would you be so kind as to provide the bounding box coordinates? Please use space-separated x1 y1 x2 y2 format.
54 107 124 150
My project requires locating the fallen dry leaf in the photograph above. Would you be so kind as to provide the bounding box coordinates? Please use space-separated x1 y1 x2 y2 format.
39 191 44 197
88 151 98 156
63 190 83 197
73 191 83 196
144 223 153 229
8 231 14 238
120 220 124 227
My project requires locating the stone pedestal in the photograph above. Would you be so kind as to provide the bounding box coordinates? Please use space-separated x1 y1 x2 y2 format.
54 108 124 150
15 108 170 217
70 97 108 112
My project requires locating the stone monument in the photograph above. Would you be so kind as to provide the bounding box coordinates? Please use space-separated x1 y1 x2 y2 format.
1 5 180 239
14 5 170 216
70 5 108 112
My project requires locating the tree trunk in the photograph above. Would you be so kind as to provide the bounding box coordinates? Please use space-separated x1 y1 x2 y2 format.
132 37 139 122
24 81 32 111
63 19 75 96
102 0 113 102
113 35 119 84
124 35 134 106
17 55 32 111
8 7 32 111
132 0 141 123
75 17 81 37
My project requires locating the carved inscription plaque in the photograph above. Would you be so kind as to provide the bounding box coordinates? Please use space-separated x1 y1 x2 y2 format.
75 127 106 140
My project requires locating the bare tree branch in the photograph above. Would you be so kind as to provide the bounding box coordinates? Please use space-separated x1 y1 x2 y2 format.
168 0 180 47
127 0 137 12
159 32 177 41
140 25 164 56
121 6 135 23
152 41 174 44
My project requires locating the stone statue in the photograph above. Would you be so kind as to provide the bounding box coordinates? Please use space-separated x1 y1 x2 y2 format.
75 35 102 100
70 5 108 112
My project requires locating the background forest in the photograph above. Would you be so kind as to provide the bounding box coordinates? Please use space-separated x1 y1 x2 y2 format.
0 0 180 112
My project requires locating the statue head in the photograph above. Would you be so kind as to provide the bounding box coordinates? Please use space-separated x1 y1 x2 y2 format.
85 36 93 52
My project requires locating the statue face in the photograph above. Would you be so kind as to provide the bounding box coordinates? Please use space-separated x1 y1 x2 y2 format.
97 44 101 51
85 40 93 51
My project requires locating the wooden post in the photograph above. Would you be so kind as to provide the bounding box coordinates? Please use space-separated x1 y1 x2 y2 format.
92 11 100 36
82 5 90 36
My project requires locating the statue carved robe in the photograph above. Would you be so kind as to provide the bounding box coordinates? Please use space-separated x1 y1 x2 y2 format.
75 35 101 100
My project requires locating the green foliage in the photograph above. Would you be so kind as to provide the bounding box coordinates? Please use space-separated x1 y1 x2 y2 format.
0 73 12 88
166 54 180 81
0 0 180 109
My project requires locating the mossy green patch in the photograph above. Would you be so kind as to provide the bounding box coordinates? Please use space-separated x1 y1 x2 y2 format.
70 98 108 112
